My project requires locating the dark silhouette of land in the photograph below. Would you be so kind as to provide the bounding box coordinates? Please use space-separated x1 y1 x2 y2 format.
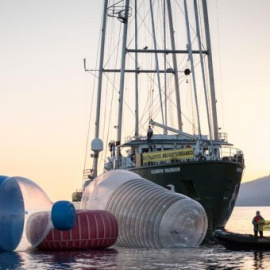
236 175 270 206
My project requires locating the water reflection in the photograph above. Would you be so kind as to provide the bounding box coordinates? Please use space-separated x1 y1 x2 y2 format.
33 249 118 269
254 251 263 268
0 249 118 270
0 252 21 269
2 246 270 269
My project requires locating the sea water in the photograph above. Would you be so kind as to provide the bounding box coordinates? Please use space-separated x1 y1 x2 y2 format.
1 207 270 270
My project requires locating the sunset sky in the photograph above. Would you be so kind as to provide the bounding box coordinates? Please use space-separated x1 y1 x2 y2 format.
1 0 270 202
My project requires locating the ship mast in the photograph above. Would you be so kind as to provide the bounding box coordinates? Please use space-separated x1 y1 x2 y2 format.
149 0 165 129
201 0 219 140
194 0 213 142
184 0 202 137
167 0 183 132
134 0 139 139
91 0 109 178
116 0 130 151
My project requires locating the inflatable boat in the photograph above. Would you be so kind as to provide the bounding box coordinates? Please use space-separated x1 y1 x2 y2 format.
213 229 270 251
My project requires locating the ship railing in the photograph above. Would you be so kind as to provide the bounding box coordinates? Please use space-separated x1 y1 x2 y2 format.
219 147 244 164
83 169 94 181
107 4 132 23
218 132 228 142
124 134 146 142
116 146 244 170
117 156 136 169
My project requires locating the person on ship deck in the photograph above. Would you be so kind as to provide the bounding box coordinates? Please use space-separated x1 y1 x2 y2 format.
147 125 153 140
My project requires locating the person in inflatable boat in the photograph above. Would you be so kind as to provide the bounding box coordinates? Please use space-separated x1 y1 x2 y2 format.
252 211 265 237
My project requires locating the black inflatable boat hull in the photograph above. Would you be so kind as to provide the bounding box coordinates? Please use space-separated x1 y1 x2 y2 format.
213 229 270 251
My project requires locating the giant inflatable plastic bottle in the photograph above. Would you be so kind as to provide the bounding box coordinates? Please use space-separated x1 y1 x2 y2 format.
81 170 207 248
0 176 75 252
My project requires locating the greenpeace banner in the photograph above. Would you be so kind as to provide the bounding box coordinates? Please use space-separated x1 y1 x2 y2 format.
142 149 194 164
259 220 270 231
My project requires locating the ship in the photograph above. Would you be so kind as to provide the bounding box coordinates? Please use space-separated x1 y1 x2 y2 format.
76 0 245 242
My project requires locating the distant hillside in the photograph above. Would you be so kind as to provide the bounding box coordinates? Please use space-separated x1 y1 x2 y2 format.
236 175 270 206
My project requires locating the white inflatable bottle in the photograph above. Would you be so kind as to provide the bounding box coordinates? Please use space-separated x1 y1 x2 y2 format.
81 170 207 248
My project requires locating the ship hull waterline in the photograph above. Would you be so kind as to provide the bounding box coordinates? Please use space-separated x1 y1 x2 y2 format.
128 160 244 242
